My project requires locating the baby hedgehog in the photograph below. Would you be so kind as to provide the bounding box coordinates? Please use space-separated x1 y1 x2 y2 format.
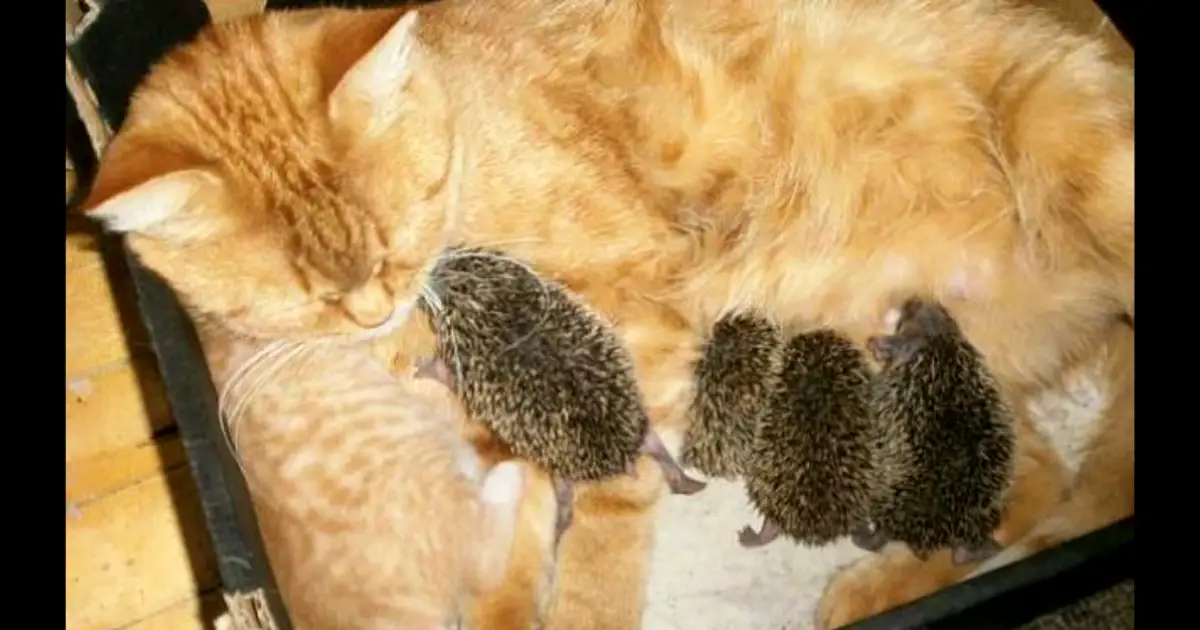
681 312 784 479
859 296 1016 565
739 329 879 549
418 247 706 538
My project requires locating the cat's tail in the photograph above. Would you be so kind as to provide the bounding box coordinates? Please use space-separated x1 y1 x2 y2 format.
969 324 1133 578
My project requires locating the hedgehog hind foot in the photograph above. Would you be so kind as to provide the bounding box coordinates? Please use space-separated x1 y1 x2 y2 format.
552 476 574 552
641 432 707 495
850 520 888 553
738 517 782 548
951 538 1003 565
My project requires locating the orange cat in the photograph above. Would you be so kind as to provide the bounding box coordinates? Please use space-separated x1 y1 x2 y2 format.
199 324 529 629
457 412 561 630
82 0 1132 627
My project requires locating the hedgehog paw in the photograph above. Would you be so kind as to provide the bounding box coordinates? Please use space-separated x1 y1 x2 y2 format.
552 476 575 549
738 518 781 548
666 471 707 495
850 521 887 552
737 526 763 547
642 433 707 495
951 539 1002 565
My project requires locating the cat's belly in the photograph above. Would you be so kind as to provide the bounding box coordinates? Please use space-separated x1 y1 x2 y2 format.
665 231 1117 394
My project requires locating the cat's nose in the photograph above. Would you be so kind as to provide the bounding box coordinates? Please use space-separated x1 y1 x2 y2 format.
342 283 394 328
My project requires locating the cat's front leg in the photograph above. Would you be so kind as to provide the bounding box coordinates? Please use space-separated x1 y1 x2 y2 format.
541 457 664 630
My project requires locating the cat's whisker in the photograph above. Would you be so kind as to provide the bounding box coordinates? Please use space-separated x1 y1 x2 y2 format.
222 340 308 459
224 341 322 513
215 340 302 504
421 282 444 314
221 342 310 503
228 341 313 446
220 340 295 407
219 339 287 415
218 339 297 453
448 327 467 390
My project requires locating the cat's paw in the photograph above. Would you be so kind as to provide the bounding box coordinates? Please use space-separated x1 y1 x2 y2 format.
814 546 961 630
815 559 895 630
481 461 526 505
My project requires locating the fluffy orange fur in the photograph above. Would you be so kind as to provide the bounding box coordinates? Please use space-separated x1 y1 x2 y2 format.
199 324 529 629
458 413 561 630
82 0 1133 627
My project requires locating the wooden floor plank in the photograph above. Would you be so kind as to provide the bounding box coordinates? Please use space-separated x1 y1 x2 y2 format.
66 218 104 274
68 436 187 506
66 468 221 630
66 251 149 376
204 0 266 23
119 592 226 630
66 357 174 463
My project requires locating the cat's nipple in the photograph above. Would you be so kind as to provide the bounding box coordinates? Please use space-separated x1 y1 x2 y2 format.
945 258 993 303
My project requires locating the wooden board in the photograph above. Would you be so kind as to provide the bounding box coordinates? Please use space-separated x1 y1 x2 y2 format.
66 467 222 630
66 357 174 462
65 224 150 376
206 0 266 23
67 196 222 630
68 436 187 506
123 592 227 630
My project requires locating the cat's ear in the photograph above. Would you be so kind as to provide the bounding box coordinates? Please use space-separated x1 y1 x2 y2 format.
80 132 221 240
326 10 422 135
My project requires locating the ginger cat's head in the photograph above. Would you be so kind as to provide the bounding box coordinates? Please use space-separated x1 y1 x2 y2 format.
81 8 451 341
